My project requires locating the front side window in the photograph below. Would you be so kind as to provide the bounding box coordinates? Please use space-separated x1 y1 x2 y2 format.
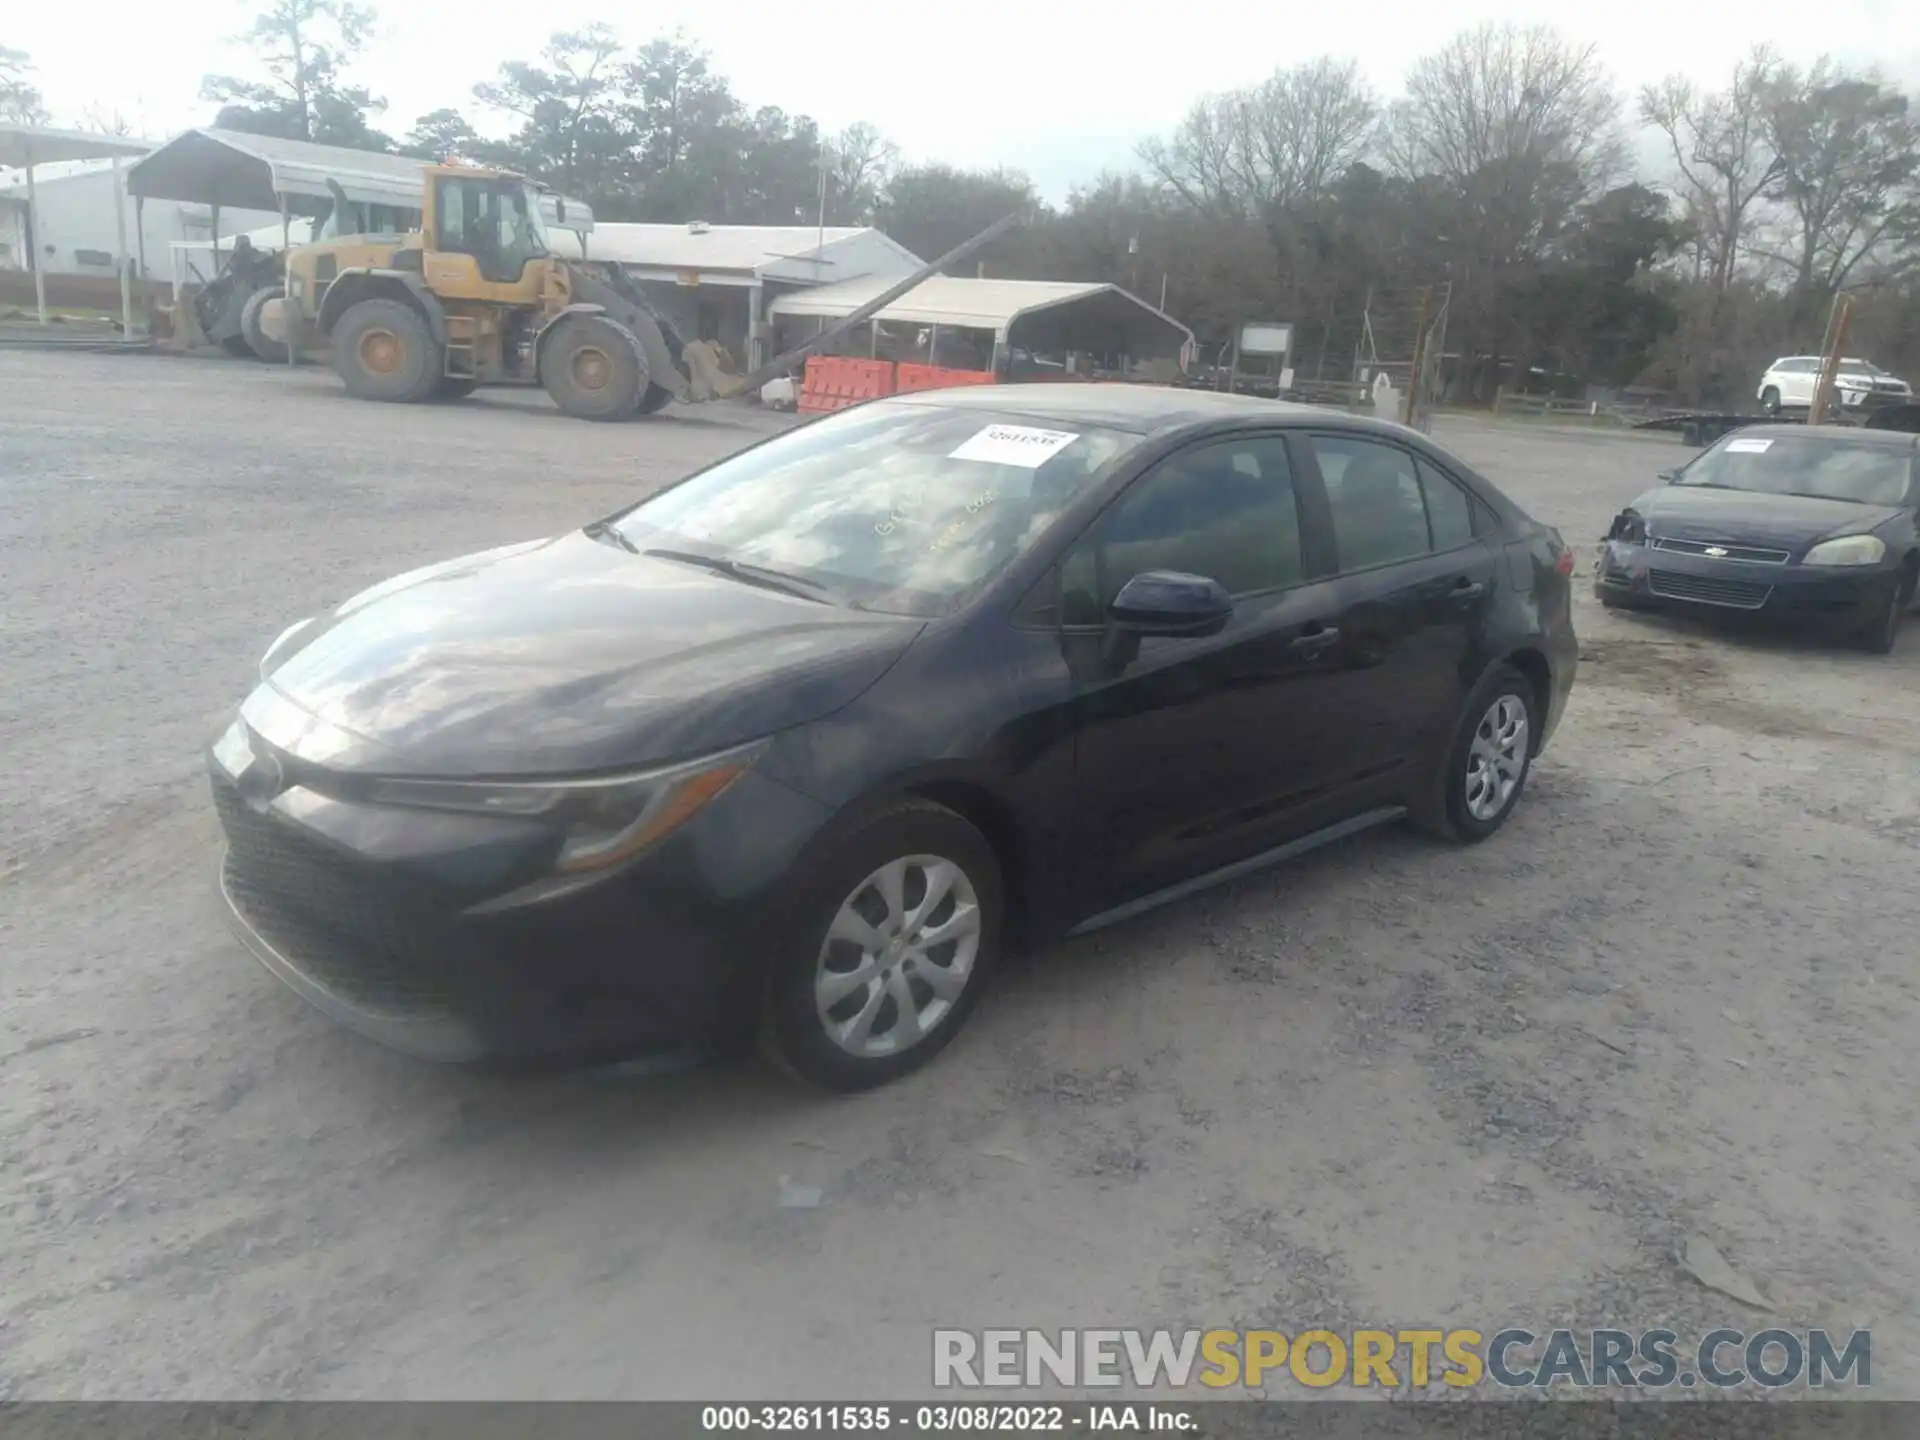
435 179 550 281
1059 436 1304 626
609 401 1140 618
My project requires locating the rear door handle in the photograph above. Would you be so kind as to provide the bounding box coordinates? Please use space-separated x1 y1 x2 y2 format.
1288 625 1341 654
1450 578 1488 601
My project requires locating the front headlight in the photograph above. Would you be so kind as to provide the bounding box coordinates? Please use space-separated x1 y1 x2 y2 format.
1802 534 1887 567
367 740 765 873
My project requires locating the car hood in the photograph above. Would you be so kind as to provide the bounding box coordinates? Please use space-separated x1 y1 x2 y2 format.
1629 485 1906 549
251 532 923 777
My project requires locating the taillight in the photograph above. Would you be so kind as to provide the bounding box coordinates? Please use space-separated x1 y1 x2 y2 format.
1555 548 1576 577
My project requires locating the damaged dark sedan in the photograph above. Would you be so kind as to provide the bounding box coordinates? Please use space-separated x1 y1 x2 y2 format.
1596 425 1920 654
210 387 1578 1090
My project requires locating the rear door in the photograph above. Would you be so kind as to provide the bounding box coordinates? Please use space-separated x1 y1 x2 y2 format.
1296 432 1505 795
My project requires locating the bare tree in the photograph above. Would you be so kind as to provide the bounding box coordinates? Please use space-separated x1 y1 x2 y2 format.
1 45 51 126
1388 21 1623 233
1760 59 1920 298
824 121 900 224
1140 57 1377 218
1639 47 1782 293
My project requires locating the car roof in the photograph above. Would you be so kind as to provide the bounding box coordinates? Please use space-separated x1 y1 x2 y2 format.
1726 422 1920 451
885 383 1408 439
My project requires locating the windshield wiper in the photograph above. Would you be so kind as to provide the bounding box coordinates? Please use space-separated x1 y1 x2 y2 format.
642 548 832 604
583 518 638 553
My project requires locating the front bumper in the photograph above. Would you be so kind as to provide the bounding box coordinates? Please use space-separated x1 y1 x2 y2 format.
1593 539 1898 630
209 755 832 1065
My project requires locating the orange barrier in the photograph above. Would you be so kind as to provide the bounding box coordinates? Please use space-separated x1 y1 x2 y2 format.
799 356 896 413
893 363 996 394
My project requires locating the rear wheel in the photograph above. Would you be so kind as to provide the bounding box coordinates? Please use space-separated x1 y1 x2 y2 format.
332 298 441 403
1761 385 1782 416
759 800 1002 1091
541 315 647 421
1413 665 1539 843
240 286 290 364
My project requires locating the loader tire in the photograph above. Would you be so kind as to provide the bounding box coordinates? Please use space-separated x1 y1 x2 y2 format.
541 315 647 421
240 287 291 365
333 298 442 404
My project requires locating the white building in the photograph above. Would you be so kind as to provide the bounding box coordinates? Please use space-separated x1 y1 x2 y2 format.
0 157 279 280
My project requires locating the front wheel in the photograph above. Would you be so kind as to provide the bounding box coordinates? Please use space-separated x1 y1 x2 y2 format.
240 286 290 364
759 800 1002 1091
541 315 647 421
1858 570 1913 655
1414 666 1539 843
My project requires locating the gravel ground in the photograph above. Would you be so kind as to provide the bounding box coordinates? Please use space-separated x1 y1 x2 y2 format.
2 352 1917 1402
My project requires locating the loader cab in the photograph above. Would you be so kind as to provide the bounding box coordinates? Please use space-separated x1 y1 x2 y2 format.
424 171 553 289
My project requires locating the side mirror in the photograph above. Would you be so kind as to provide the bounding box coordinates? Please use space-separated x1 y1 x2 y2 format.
1657 468 1682 484
555 199 567 224
1107 571 1234 638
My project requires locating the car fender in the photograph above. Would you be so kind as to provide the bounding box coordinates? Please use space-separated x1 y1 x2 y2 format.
317 268 449 344
532 304 645 382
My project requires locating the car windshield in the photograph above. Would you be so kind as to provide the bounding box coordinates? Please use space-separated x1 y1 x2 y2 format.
1840 359 1885 376
1679 434 1915 506
607 401 1141 616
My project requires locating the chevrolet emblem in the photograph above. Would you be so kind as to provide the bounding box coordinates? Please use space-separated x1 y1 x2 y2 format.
1703 546 1729 558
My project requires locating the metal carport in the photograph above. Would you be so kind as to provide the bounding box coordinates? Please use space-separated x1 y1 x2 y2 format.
767 274 1194 374
1 125 153 332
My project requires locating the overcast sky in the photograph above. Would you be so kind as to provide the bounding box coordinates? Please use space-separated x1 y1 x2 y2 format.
14 0 1920 199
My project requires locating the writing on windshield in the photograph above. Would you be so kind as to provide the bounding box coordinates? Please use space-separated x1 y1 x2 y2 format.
609 402 1139 617
1682 437 1914 507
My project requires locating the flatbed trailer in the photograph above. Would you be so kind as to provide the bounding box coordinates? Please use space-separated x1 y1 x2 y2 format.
1635 401 1920 446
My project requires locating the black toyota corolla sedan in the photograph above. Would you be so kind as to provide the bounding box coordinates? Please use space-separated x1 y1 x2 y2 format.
1596 424 1920 653
209 387 1578 1089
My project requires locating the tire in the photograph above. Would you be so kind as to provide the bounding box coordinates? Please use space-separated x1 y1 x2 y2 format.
541 315 647 421
240 286 291 364
1413 665 1539 843
1858 566 1914 655
759 800 1003 1092
332 298 442 403
1761 385 1782 416
636 381 676 415
431 376 479 401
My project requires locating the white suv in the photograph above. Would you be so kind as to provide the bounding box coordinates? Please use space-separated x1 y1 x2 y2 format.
1757 356 1913 415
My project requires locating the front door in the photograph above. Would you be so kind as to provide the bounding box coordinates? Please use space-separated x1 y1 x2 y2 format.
424 175 547 303
1299 432 1504 793
1060 432 1356 907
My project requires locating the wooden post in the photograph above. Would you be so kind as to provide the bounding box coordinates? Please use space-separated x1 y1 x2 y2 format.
1403 285 1434 427
1808 294 1854 426
25 155 47 326
112 156 133 337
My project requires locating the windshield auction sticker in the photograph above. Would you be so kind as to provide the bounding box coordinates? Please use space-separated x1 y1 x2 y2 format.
1725 437 1774 453
949 424 1080 468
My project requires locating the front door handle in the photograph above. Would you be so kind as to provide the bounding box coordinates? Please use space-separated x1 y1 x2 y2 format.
1449 578 1488 601
1288 625 1341 655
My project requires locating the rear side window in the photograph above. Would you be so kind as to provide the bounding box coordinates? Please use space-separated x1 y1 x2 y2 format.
1311 436 1431 571
1418 458 1477 551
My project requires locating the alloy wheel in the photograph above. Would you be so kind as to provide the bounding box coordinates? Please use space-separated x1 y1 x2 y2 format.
814 854 981 1059
1464 694 1529 822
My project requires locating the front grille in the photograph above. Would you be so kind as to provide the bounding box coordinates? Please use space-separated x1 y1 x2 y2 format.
1647 569 1773 610
213 776 469 1018
1651 536 1790 564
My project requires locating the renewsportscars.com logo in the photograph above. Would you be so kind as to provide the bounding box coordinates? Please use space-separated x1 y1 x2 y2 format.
933 1328 1871 1391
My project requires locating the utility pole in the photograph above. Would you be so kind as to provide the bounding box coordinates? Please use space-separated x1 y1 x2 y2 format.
1808 294 1854 426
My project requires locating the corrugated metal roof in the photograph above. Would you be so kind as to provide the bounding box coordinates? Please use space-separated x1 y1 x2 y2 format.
769 275 1114 330
577 223 874 272
124 129 590 232
0 124 154 171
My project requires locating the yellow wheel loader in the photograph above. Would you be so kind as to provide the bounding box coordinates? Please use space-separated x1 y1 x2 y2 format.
261 162 1021 422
